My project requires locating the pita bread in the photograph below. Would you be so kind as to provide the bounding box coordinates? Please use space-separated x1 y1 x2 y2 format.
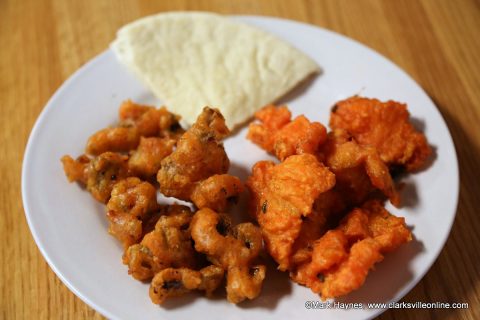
112 12 319 129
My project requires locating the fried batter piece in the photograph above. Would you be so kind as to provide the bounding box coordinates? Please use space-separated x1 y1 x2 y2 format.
149 265 224 304
318 129 400 207
106 177 160 249
292 200 411 299
86 100 183 155
289 191 346 268
123 205 199 281
190 208 266 303
157 107 242 210
190 174 244 212
287 131 401 268
61 152 130 203
247 105 328 161
246 154 336 271
128 137 176 180
85 127 140 156
247 106 399 206
61 154 90 184
330 97 431 172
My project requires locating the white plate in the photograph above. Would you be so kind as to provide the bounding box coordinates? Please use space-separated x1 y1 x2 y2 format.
22 16 459 320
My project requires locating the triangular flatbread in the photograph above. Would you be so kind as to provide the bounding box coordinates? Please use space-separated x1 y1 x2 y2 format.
111 12 319 129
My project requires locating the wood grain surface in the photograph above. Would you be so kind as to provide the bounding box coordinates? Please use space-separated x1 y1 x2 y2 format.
1 0 479 319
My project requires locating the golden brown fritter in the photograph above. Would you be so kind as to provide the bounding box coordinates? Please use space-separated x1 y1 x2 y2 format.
190 208 266 304
61 152 130 203
157 107 242 210
246 154 336 271
128 137 176 180
330 96 431 172
86 100 183 155
85 127 140 156
149 265 224 304
106 177 160 249
247 105 327 161
123 205 199 281
190 174 244 212
61 154 90 184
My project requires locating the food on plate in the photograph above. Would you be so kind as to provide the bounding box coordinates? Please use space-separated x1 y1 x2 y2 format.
61 101 261 305
86 100 183 156
157 107 242 210
247 105 400 207
61 93 431 305
128 137 176 180
317 129 400 207
123 205 200 281
106 177 160 249
330 96 432 172
246 154 336 270
190 174 244 212
111 12 319 129
61 151 130 203
62 100 184 202
190 208 266 303
291 200 411 299
247 99 427 299
247 105 328 161
150 265 224 304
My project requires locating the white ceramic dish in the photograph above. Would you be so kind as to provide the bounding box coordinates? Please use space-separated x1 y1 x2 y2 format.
22 15 459 320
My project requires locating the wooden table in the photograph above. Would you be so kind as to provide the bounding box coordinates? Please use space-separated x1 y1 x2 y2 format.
1 0 479 319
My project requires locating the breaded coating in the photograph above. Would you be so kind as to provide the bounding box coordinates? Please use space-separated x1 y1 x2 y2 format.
123 205 199 281
86 127 140 156
247 105 327 161
319 129 400 207
289 191 346 268
61 152 130 203
292 200 411 299
247 105 292 151
61 154 90 184
190 174 244 212
246 154 336 270
86 100 183 155
149 265 224 304
119 101 184 139
106 177 160 249
190 208 266 303
330 97 431 172
128 137 176 180
157 107 232 201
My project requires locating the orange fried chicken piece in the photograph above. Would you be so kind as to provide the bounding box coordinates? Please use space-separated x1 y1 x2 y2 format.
330 96 431 172
293 200 411 299
247 105 327 161
288 130 399 269
246 154 336 270
318 129 400 207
